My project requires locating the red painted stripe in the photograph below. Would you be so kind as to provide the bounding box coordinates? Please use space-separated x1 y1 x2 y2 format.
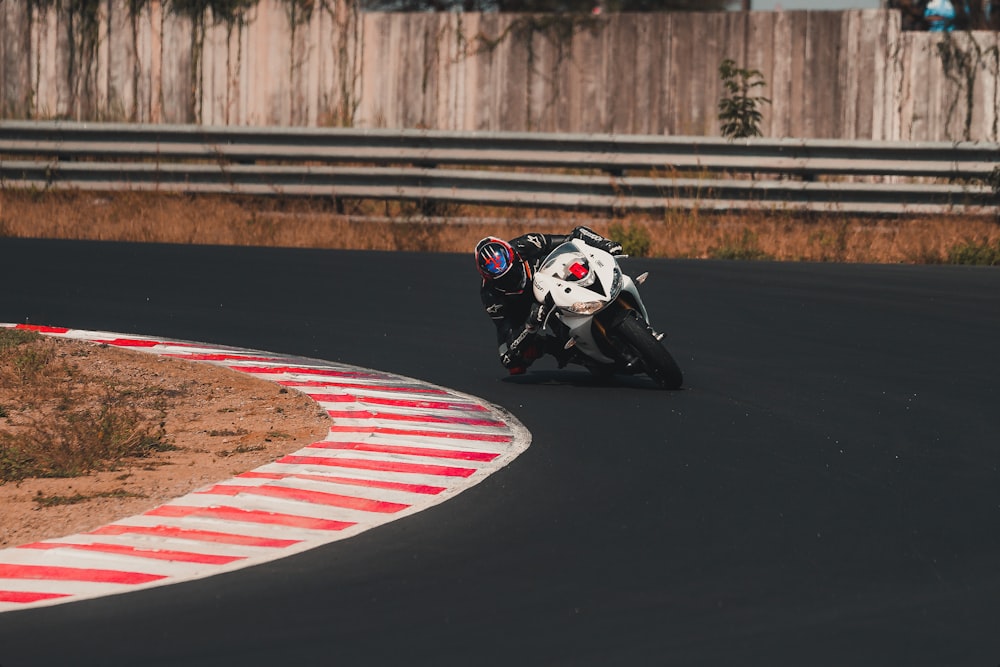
0 590 71 603
88 524 301 548
20 542 244 565
328 425 511 442
97 338 198 348
311 441 500 462
145 504 356 531
95 338 159 347
308 393 487 412
238 471 446 495
14 324 70 333
197 484 409 514
0 564 165 585
236 366 380 378
278 455 476 478
163 353 281 363
277 380 448 395
326 409 503 428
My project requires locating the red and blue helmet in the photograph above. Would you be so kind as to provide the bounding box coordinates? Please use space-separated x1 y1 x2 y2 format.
475 237 528 294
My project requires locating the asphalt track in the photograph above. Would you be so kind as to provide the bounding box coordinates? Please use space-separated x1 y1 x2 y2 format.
0 237 998 666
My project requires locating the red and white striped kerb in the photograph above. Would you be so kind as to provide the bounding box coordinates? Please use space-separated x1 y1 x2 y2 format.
0 324 530 612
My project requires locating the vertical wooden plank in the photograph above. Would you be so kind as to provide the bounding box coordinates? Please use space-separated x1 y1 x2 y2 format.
967 30 998 142
287 2 310 126
564 16 603 133
460 14 477 131
0 0 6 114
158 10 188 123
646 12 670 136
470 13 494 131
527 21 545 132
357 13 385 128
639 12 667 135
103 0 134 120
745 11 774 137
1 0 29 117
783 11 808 137
921 31 942 142
420 13 438 129
666 11 693 135
444 12 464 131
606 14 636 134
200 15 223 125
133 0 151 122
656 12 674 135
984 31 999 141
49 7 69 118
898 28 915 141
801 12 840 138
313 3 331 126
768 11 792 138
532 20 561 132
96 0 109 117
242 6 260 124
852 10 887 139
869 9 901 140
906 32 932 141
228 15 244 125
689 12 724 135
716 11 750 138
416 14 437 129
148 0 162 123
838 10 859 139
504 14 527 132
397 13 415 127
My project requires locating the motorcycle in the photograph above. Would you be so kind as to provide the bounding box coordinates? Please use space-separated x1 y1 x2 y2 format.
526 239 683 389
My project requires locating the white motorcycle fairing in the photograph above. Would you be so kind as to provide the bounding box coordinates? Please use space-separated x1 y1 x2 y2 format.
531 240 653 365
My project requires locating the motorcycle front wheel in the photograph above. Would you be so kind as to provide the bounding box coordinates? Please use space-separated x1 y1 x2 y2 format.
615 315 683 389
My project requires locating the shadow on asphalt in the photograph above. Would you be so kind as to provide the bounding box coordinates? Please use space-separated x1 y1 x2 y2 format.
500 368 682 392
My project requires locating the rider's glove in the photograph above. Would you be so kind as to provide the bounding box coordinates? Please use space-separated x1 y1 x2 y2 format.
525 301 549 332
571 225 624 256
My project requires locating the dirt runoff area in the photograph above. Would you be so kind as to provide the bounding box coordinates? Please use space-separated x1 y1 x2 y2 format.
0 339 332 548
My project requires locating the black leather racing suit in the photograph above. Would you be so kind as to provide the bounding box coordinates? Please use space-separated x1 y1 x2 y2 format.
479 227 622 373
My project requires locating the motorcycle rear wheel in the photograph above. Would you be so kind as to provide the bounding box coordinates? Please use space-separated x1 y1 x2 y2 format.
615 315 683 389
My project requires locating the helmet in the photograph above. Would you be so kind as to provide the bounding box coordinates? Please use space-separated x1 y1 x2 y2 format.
475 237 528 294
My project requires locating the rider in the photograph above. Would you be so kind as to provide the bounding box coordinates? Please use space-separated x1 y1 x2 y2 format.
475 226 624 375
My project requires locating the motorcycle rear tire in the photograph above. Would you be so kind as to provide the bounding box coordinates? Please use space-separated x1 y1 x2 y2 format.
616 315 683 389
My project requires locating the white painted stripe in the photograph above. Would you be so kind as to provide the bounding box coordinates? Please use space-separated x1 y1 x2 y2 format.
27 535 279 561
0 578 134 597
0 325 530 612
254 462 454 489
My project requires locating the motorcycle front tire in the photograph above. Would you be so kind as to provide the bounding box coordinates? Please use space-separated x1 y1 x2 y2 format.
615 315 683 389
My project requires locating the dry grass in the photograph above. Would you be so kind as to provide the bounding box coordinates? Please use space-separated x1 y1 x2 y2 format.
0 189 998 264
0 329 175 482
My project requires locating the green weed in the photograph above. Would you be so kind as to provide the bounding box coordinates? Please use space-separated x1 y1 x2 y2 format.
608 222 652 257
947 236 1000 265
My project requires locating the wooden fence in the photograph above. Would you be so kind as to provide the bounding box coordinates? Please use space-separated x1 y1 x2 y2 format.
1 3 998 142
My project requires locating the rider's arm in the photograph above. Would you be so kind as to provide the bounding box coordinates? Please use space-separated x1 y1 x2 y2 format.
569 225 624 256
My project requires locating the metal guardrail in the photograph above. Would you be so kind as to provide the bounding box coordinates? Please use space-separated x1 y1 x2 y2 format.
1 121 997 215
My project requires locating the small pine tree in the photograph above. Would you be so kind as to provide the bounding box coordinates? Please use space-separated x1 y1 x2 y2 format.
717 58 771 140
